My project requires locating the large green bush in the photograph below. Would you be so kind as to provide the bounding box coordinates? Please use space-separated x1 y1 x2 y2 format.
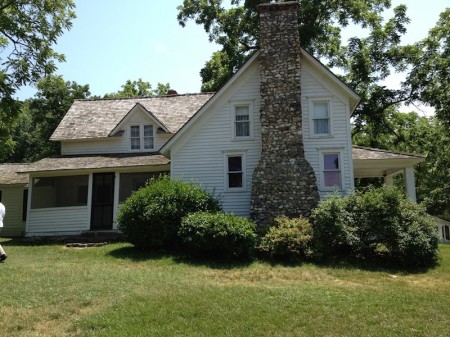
258 216 314 262
179 211 257 260
117 176 221 250
311 186 439 267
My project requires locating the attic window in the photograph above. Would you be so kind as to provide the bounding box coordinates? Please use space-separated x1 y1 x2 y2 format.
313 101 330 135
130 125 154 151
231 101 254 140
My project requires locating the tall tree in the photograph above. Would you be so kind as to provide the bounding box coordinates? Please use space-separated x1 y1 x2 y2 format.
10 75 90 162
103 79 170 98
0 0 76 160
406 8 450 126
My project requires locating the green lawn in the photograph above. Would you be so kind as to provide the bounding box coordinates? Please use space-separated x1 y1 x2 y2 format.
1 239 449 337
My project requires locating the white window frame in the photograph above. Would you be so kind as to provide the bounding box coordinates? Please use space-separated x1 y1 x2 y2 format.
129 124 154 151
230 101 254 140
309 98 333 137
223 151 246 192
318 149 343 191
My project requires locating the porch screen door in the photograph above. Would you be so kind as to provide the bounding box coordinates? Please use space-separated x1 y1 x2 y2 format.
91 173 114 230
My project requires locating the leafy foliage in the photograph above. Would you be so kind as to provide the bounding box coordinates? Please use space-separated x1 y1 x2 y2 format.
0 0 76 160
8 76 90 162
354 111 450 220
117 176 221 251
179 211 257 260
103 79 170 98
311 186 439 267
258 216 313 262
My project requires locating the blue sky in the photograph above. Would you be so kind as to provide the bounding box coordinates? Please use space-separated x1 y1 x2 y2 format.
16 0 448 101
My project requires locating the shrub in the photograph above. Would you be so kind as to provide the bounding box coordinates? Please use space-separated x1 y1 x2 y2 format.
179 211 257 260
311 186 439 267
117 176 221 251
258 216 314 262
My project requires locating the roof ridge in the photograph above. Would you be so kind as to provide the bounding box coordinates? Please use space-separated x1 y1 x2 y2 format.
352 145 425 158
74 92 215 102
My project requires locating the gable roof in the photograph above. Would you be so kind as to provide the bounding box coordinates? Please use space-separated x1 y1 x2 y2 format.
0 164 29 185
161 50 360 156
50 93 214 141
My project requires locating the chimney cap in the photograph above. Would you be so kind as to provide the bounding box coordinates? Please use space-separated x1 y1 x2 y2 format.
257 1 299 12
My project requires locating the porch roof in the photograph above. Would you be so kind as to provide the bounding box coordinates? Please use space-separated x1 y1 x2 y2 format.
17 153 170 175
352 146 425 178
0 164 29 185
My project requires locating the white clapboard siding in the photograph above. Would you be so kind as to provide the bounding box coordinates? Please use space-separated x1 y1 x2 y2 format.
61 109 172 155
0 185 26 236
171 62 262 217
301 62 354 199
27 206 89 236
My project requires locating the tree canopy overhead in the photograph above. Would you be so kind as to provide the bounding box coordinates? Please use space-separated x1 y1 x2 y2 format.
0 0 76 156
177 1 449 129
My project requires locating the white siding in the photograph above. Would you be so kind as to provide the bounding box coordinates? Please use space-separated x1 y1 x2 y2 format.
0 185 27 236
27 206 89 236
170 57 355 217
61 108 173 155
301 61 354 199
171 62 262 217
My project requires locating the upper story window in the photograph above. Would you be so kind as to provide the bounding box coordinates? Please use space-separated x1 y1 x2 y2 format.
232 101 253 140
313 101 330 135
130 124 154 151
321 152 341 189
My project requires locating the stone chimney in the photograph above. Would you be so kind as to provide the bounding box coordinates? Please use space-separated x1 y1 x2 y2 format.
250 1 319 225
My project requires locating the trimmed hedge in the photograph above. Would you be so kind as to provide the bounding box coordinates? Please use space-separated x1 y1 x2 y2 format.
258 216 313 262
179 211 257 260
311 186 439 267
117 176 221 251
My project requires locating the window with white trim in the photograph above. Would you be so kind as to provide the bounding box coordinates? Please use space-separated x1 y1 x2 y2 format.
226 154 245 190
313 101 330 135
130 124 154 151
321 152 341 189
232 102 253 139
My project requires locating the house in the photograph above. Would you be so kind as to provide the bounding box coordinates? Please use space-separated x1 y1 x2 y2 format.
16 1 425 236
436 218 450 244
0 164 29 236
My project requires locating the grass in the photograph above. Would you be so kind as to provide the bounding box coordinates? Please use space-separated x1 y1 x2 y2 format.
1 238 449 337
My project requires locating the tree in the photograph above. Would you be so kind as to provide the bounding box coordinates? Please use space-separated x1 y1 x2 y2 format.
0 0 76 160
177 0 409 92
353 111 450 220
9 75 90 162
103 79 170 98
406 8 450 126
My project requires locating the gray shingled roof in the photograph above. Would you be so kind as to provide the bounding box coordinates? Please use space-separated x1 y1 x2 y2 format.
352 146 425 160
17 153 170 173
0 164 29 185
51 93 214 141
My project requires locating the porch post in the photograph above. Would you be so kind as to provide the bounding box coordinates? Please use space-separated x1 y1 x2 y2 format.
384 174 394 186
404 167 417 203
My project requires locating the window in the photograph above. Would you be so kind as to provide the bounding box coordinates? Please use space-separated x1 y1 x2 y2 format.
235 106 250 137
313 101 330 135
226 155 245 190
232 102 253 139
130 124 153 151
322 153 341 189
31 175 89 209
444 225 450 241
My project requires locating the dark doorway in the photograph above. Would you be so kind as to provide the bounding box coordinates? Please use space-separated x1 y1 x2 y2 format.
91 173 114 230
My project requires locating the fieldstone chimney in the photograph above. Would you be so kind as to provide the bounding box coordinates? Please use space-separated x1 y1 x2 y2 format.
250 1 319 225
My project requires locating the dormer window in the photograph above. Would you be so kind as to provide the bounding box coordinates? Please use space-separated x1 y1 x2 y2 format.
130 124 153 151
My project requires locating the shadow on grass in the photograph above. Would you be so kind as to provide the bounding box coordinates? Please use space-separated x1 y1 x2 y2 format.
108 245 254 269
0 237 64 247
